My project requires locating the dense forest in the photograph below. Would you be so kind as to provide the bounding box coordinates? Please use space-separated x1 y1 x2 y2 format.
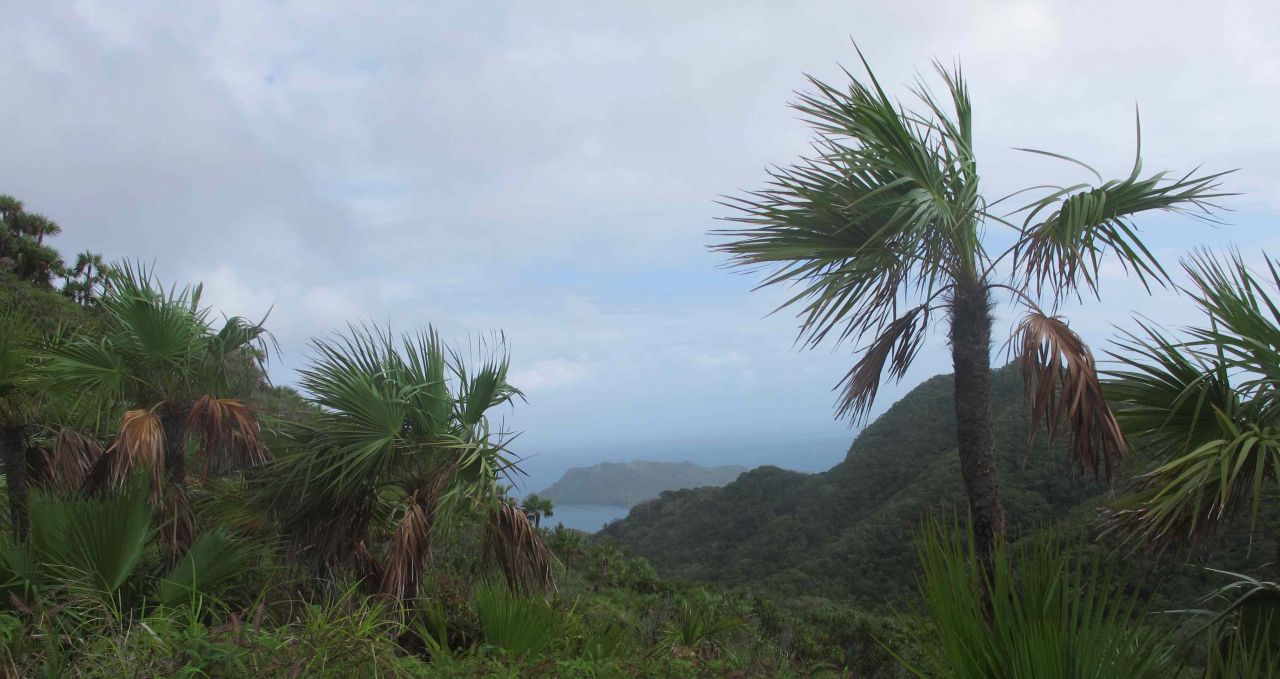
4 51 1280 678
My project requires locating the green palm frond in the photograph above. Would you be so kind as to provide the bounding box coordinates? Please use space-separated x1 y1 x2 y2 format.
1105 321 1237 454
713 56 979 420
1105 250 1280 544
715 59 976 339
909 520 1178 678
1179 250 1280 404
25 484 154 599
41 261 269 416
1012 116 1231 300
1111 416 1280 543
156 530 262 607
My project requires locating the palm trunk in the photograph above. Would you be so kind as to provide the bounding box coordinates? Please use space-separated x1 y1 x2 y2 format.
950 276 1007 573
160 406 187 487
3 426 28 540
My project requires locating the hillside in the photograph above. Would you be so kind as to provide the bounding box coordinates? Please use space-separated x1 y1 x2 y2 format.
539 460 747 507
601 365 1279 610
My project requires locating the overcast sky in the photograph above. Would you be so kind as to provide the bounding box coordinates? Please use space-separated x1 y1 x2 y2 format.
3 1 1278 490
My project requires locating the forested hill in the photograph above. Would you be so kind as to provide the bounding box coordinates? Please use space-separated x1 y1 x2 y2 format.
601 365 1279 609
539 460 747 507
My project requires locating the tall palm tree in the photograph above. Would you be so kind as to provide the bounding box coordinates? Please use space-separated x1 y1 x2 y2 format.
266 325 551 601
62 251 109 307
39 264 270 544
713 54 1226 564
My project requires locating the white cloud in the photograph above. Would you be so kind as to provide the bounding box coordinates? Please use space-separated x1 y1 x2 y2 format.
300 286 364 327
511 358 590 392
193 265 277 322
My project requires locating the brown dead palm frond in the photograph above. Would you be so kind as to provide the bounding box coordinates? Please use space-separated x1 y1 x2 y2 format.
37 427 104 493
1015 311 1130 478
353 539 382 587
186 396 269 478
380 492 431 602
100 408 166 500
158 482 196 554
483 500 555 596
836 304 931 420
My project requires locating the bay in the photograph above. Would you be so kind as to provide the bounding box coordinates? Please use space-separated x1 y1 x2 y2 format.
548 503 630 533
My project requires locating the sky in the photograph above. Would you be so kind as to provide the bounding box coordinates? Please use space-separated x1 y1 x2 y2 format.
3 1 1279 492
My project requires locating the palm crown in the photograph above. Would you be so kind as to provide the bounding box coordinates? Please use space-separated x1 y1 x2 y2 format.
266 325 549 601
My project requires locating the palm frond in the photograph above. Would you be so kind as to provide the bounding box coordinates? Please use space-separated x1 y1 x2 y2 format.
98 408 165 498
185 396 268 477
1012 117 1230 299
156 530 262 607
483 500 555 595
836 303 931 420
910 518 1178 677
1014 311 1129 477
34 427 103 494
1104 321 1237 454
1109 418 1280 544
712 56 979 414
26 484 154 600
472 579 559 656
1179 250 1280 406
1104 250 1280 544
379 492 431 601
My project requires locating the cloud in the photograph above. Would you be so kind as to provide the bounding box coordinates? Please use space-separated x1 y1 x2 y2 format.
300 286 365 328
1 0 1277 476
511 358 590 392
195 265 277 322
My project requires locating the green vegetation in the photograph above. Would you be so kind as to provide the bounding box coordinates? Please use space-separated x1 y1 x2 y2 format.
0 195 901 677
539 461 747 507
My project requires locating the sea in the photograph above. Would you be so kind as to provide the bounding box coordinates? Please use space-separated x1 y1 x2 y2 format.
547 503 630 533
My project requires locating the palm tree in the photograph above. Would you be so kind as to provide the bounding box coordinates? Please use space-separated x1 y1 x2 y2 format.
0 310 37 538
265 325 552 601
521 493 554 528
713 53 1227 565
62 251 109 307
0 196 65 287
39 264 270 544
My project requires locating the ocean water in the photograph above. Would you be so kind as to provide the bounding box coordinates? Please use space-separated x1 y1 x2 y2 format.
548 504 630 533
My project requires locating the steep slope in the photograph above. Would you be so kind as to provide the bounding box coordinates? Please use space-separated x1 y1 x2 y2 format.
539 460 747 507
